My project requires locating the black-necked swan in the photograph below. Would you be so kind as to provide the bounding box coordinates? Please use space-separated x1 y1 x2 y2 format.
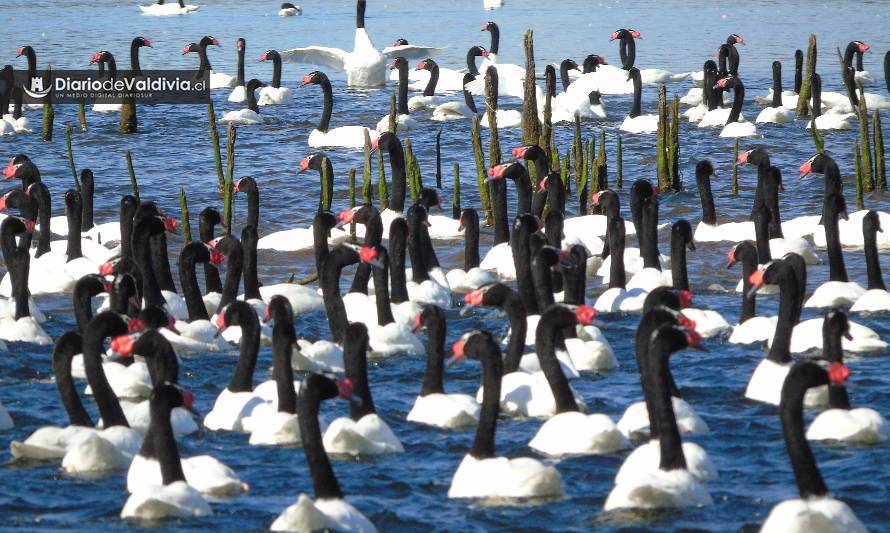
376 57 417 132
594 215 649 313
431 73 479 121
88 50 123 113
322 322 404 455
0 217 51 344
464 27 526 99
605 323 712 511
202 301 265 432
227 38 248 103
845 40 875 85
278 2 301 16
61 312 142 473
693 160 754 242
182 36 236 89
716 34 743 78
462 283 530 376
243 296 304 445
447 330 563 499
850 211 890 312
463 63 522 128
409 58 466 105
806 73 855 130
805 310 887 444
218 78 264 125
124 335 245 498
9 332 93 459
404 205 452 308
444 208 497 292
406 305 480 428
619 68 659 133
615 289 712 442
609 28 689 85
527 305 629 456
270 374 377 533
303 71 380 148
168 241 230 352
120 384 211 520
258 49 293 105
279 0 441 88
139 0 199 16
758 362 867 532
712 76 757 137
726 241 778 344
755 61 795 124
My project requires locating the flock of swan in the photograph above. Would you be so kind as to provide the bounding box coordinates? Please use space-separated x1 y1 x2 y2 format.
1 0 890 531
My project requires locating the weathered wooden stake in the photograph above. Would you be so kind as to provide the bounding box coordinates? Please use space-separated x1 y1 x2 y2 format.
180 188 192 242
796 34 817 117
521 30 541 145
124 150 140 201
452 163 461 220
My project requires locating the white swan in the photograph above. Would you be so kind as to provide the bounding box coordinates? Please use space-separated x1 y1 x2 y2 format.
139 0 198 15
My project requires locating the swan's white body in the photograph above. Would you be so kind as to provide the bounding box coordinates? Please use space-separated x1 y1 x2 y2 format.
807 407 887 444
121 481 211 520
479 242 515 280
258 86 293 106
728 316 778 344
375 113 417 133
745 359 828 407
760 496 867 533
294 339 344 373
813 210 890 247
851 289 890 313
280 28 440 88
604 468 712 511
61 426 142 473
593 287 649 314
218 109 262 125
755 106 795 124
775 318 888 354
804 281 866 309
719 121 758 138
228 85 246 103
258 225 351 252
475 370 586 418
431 101 475 121
481 109 522 129
127 453 247 497
309 126 380 149
447 454 563 499
322 414 403 456
278 5 301 16
615 438 717 486
620 114 659 134
10 425 95 460
271 493 377 533
807 113 854 131
138 3 199 15
203 388 265 432
563 324 617 371
407 393 480 429
0 316 52 345
120 400 198 436
445 267 497 294
617 397 710 439
529 411 629 456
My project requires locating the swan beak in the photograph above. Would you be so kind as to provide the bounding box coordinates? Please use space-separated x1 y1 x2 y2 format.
745 285 760 300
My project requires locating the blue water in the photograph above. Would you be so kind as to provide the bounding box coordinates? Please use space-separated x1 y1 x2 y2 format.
1 0 890 530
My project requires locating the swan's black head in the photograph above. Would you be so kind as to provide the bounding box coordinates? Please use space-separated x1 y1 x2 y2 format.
389 57 408 71
610 28 640 41
799 152 831 176
245 78 264 91
233 176 258 194
462 72 476 88
727 34 745 45
301 70 327 86
417 188 441 210
391 38 409 47
265 294 294 325
482 21 497 32
561 58 580 71
200 35 221 48
237 38 246 51
182 42 199 55
416 58 436 71
672 219 695 251
864 210 882 235
468 45 489 58
260 49 279 62
281 3 297 10
696 160 715 179
89 50 112 64
297 152 325 174
133 36 152 48
15 46 33 58
582 54 606 73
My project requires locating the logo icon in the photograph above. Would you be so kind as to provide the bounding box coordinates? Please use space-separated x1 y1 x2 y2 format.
23 76 51 100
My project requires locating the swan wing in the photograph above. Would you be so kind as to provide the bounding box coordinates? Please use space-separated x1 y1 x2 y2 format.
279 46 350 71
382 45 445 60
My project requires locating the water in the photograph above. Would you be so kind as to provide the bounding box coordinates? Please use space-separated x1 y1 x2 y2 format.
1 0 890 530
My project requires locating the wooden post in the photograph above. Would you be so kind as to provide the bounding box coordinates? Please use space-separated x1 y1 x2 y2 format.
348 168 356 238
377 148 389 210
435 129 442 189
874 110 886 191
854 141 864 210
180 188 192 242
208 100 225 190
669 95 681 190
656 85 669 189
470 116 492 225
521 30 540 145
41 66 54 142
572 115 583 193
452 163 461 220
616 134 624 189
77 100 87 132
222 124 236 233
388 93 397 134
856 83 873 192
362 129 373 203
796 34 817 117
65 125 81 193
540 70 554 174
485 67 501 167
118 98 137 134
731 138 740 196
125 150 140 201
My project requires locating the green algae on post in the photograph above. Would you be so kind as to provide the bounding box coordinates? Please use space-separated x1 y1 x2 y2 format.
669 95 681 190
521 29 540 145
854 140 864 210
124 149 140 201
77 100 87 132
65 125 80 193
388 92 397 134
222 124 237 233
485 66 501 167
362 129 373 204
656 85 669 190
731 138 740 196
377 148 389 210
452 162 461 220
796 34 817 117
118 97 137 134
874 110 886 191
348 168 356 238
856 83 873 192
470 115 492 226
41 67 54 142
208 100 224 189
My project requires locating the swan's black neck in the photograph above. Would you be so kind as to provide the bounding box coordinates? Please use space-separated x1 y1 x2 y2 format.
218 237 244 310
512 217 540 315
736 244 757 323
422 62 439 97
864 216 886 291
388 218 410 304
349 206 383 295
178 243 210 321
320 246 358 343
469 335 502 459
240 179 259 229
312 211 336 276
384 137 407 213
490 178 509 245
317 77 334 132
559 60 574 92
771 61 783 108
235 44 245 86
649 326 688 472
371 248 395 326
794 49 804 93
227 307 260 393
80 170 94 231
420 308 446 396
531 248 558 311
132 216 165 308
641 197 661 270
763 167 784 239
463 209 481 269
608 216 627 289
670 229 690 292
824 197 848 282
767 263 799 364
463 84 478 113
466 48 481 77
562 245 587 306
696 166 717 225
83 313 129 427
355 0 366 28
544 211 564 293
535 306 580 413
73 277 104 333
619 34 636 70
241 225 261 300
270 53 281 88
130 41 144 76
753 206 772 264
299 376 343 500
344 324 375 419
140 393 187 486
53 332 93 427
629 69 642 118
120 196 138 259
30 183 51 257
780 364 829 498
151 230 176 293
272 319 297 414
65 191 83 260
395 63 410 115
726 78 745 124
